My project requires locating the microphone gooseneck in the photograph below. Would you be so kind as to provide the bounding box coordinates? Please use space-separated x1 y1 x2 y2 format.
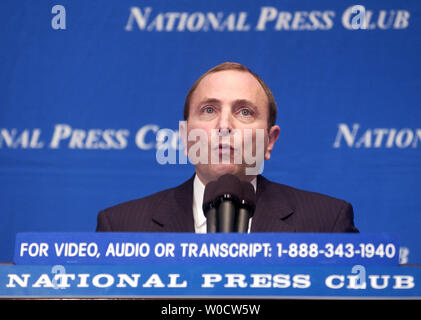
202 180 218 233
237 181 256 233
214 174 242 233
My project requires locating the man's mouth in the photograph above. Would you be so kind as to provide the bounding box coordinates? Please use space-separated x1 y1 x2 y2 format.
218 144 234 151
216 144 237 158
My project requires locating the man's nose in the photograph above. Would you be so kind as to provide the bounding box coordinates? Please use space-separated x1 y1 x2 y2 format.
217 109 233 135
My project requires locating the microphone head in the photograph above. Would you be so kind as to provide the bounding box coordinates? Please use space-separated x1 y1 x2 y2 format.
214 174 242 201
240 181 256 216
202 180 218 213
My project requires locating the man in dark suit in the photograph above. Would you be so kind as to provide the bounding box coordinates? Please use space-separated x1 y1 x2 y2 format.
97 62 358 233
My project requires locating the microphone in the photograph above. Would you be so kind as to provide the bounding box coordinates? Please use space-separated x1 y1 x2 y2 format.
214 174 242 233
236 181 256 233
202 174 255 233
202 180 218 233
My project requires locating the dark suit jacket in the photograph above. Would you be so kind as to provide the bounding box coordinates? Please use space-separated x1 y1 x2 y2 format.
96 175 358 233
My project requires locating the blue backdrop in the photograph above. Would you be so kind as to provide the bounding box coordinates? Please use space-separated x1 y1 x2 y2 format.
0 0 420 263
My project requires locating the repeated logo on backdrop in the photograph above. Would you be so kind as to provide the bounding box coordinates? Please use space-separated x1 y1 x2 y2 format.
2 123 421 150
0 1 420 264
124 6 410 32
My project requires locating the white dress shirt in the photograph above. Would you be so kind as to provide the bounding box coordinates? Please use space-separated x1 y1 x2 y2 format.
192 175 257 233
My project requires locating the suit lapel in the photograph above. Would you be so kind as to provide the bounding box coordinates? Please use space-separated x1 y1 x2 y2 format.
151 175 195 232
150 175 295 233
251 176 296 232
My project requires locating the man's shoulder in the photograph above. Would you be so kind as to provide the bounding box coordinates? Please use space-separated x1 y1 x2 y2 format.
104 187 176 213
259 176 358 233
261 176 348 207
96 176 194 231
103 176 194 212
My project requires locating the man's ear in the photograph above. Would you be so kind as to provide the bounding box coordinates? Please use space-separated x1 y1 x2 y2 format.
179 120 188 156
264 125 280 160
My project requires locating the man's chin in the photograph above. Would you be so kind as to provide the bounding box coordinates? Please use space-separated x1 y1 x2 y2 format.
197 164 247 182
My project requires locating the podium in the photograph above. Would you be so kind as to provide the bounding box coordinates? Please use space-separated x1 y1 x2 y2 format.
1 232 420 300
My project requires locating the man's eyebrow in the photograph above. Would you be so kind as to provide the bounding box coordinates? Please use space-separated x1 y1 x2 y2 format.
197 98 258 108
197 98 221 106
232 99 258 108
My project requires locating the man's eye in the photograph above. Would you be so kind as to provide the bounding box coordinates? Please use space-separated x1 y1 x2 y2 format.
240 109 251 116
204 107 214 114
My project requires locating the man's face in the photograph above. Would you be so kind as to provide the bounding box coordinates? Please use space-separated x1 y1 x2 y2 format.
183 70 280 184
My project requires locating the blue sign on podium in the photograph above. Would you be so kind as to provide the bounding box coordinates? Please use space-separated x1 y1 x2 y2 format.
1 232 419 299
1 264 420 299
13 232 399 266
